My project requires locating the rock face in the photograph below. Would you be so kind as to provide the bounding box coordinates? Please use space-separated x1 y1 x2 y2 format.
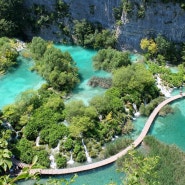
25 0 185 50
117 0 185 50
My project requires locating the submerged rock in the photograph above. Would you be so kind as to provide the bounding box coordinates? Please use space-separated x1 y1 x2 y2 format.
88 76 112 89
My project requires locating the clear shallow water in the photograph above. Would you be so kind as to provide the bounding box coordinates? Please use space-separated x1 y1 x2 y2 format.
54 45 111 104
132 96 185 151
18 163 123 185
149 99 185 150
0 56 45 109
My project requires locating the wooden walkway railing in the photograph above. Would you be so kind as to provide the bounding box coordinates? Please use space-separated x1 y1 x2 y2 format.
13 93 185 175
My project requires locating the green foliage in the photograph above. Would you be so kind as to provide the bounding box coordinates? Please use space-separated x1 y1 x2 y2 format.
29 37 79 92
29 4 54 33
0 0 27 37
34 149 50 168
104 138 132 158
0 157 38 185
55 0 69 17
40 124 68 148
76 151 86 163
89 87 134 142
64 100 98 123
69 116 96 138
14 138 34 164
137 4 145 18
64 100 86 122
13 139 50 168
28 0 70 34
0 154 76 185
64 138 73 151
2 89 42 130
140 35 183 64
56 154 67 168
0 37 18 74
73 19 116 49
24 106 64 141
113 63 159 104
0 132 12 173
140 38 158 58
117 149 159 185
122 0 133 14
113 6 123 21
147 61 185 87
155 35 171 58
29 37 47 60
139 96 165 116
182 43 185 62
93 48 131 72
143 136 185 185
90 88 123 116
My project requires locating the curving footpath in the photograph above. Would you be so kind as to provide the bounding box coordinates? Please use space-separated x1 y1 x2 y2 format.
13 93 185 175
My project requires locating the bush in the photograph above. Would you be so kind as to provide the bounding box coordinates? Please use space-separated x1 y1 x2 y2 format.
104 138 132 158
76 151 86 162
93 48 131 72
56 154 67 168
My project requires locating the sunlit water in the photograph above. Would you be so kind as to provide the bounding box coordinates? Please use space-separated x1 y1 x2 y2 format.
133 90 185 151
1 45 185 185
18 164 123 185
0 56 45 109
149 98 185 150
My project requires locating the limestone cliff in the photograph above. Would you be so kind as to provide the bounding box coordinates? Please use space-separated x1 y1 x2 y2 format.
25 0 185 50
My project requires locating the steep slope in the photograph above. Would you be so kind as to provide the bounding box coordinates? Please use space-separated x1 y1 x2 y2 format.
24 0 185 50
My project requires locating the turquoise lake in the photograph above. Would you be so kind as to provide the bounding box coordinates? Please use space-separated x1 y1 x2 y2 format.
0 56 45 109
0 45 185 185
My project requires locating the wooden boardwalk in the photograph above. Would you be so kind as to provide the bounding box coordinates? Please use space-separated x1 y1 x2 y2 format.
14 93 185 175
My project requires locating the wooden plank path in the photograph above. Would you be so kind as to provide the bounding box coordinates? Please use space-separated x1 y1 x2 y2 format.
13 93 185 175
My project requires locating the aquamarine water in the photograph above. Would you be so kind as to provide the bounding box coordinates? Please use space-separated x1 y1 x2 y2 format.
54 45 111 104
149 98 185 151
0 56 45 109
18 164 123 185
1 45 185 185
132 96 185 151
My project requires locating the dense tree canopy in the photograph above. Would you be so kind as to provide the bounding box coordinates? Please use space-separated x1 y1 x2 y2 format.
0 37 18 74
112 63 159 104
147 61 185 87
29 37 79 92
140 35 182 64
73 19 116 49
0 0 27 37
93 48 131 72
117 148 159 185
